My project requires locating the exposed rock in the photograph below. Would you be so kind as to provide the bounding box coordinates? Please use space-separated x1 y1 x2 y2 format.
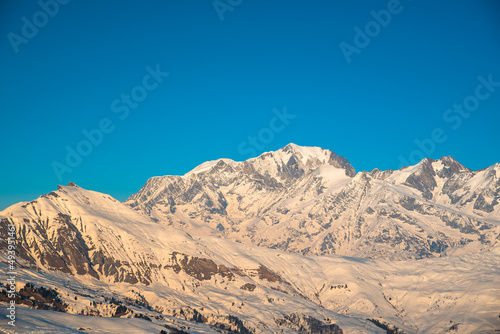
275 313 343 334
240 283 256 291
164 252 235 281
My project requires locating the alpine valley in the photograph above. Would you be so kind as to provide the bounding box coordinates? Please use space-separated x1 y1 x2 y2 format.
1 144 499 333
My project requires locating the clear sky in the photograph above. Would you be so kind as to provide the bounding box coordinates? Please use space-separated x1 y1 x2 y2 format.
1 0 499 209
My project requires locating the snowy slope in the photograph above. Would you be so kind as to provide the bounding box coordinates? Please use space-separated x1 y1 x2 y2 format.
0 305 215 334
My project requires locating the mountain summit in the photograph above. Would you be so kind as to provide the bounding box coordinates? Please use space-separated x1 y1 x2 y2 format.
184 144 355 178
255 143 356 177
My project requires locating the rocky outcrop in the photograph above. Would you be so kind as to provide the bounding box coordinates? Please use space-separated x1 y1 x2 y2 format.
165 252 235 281
276 313 343 334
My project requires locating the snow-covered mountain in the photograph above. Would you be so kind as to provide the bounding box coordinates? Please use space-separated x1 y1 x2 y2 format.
1 183 500 333
126 144 500 259
1 144 499 333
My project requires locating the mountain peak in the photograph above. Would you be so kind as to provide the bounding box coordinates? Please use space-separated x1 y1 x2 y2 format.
275 143 355 177
399 156 469 175
185 158 236 176
181 144 356 179
280 143 326 157
436 156 470 173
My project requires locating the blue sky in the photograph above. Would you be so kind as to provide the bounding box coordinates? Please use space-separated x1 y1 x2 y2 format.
1 0 499 209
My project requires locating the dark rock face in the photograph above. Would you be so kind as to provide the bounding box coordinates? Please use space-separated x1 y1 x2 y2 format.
404 160 437 200
367 318 404 334
46 214 99 277
399 196 424 213
284 155 305 179
436 156 470 178
91 249 146 285
164 252 235 281
1 215 99 279
256 265 282 283
369 168 394 180
0 283 67 312
474 193 498 213
276 313 343 334
207 314 254 333
442 176 471 205
441 166 499 213
319 233 337 254
402 156 476 202
240 283 256 291
0 218 37 268
328 151 356 177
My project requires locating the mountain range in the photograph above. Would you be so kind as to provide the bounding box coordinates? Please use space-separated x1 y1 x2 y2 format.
126 143 500 259
1 144 499 333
